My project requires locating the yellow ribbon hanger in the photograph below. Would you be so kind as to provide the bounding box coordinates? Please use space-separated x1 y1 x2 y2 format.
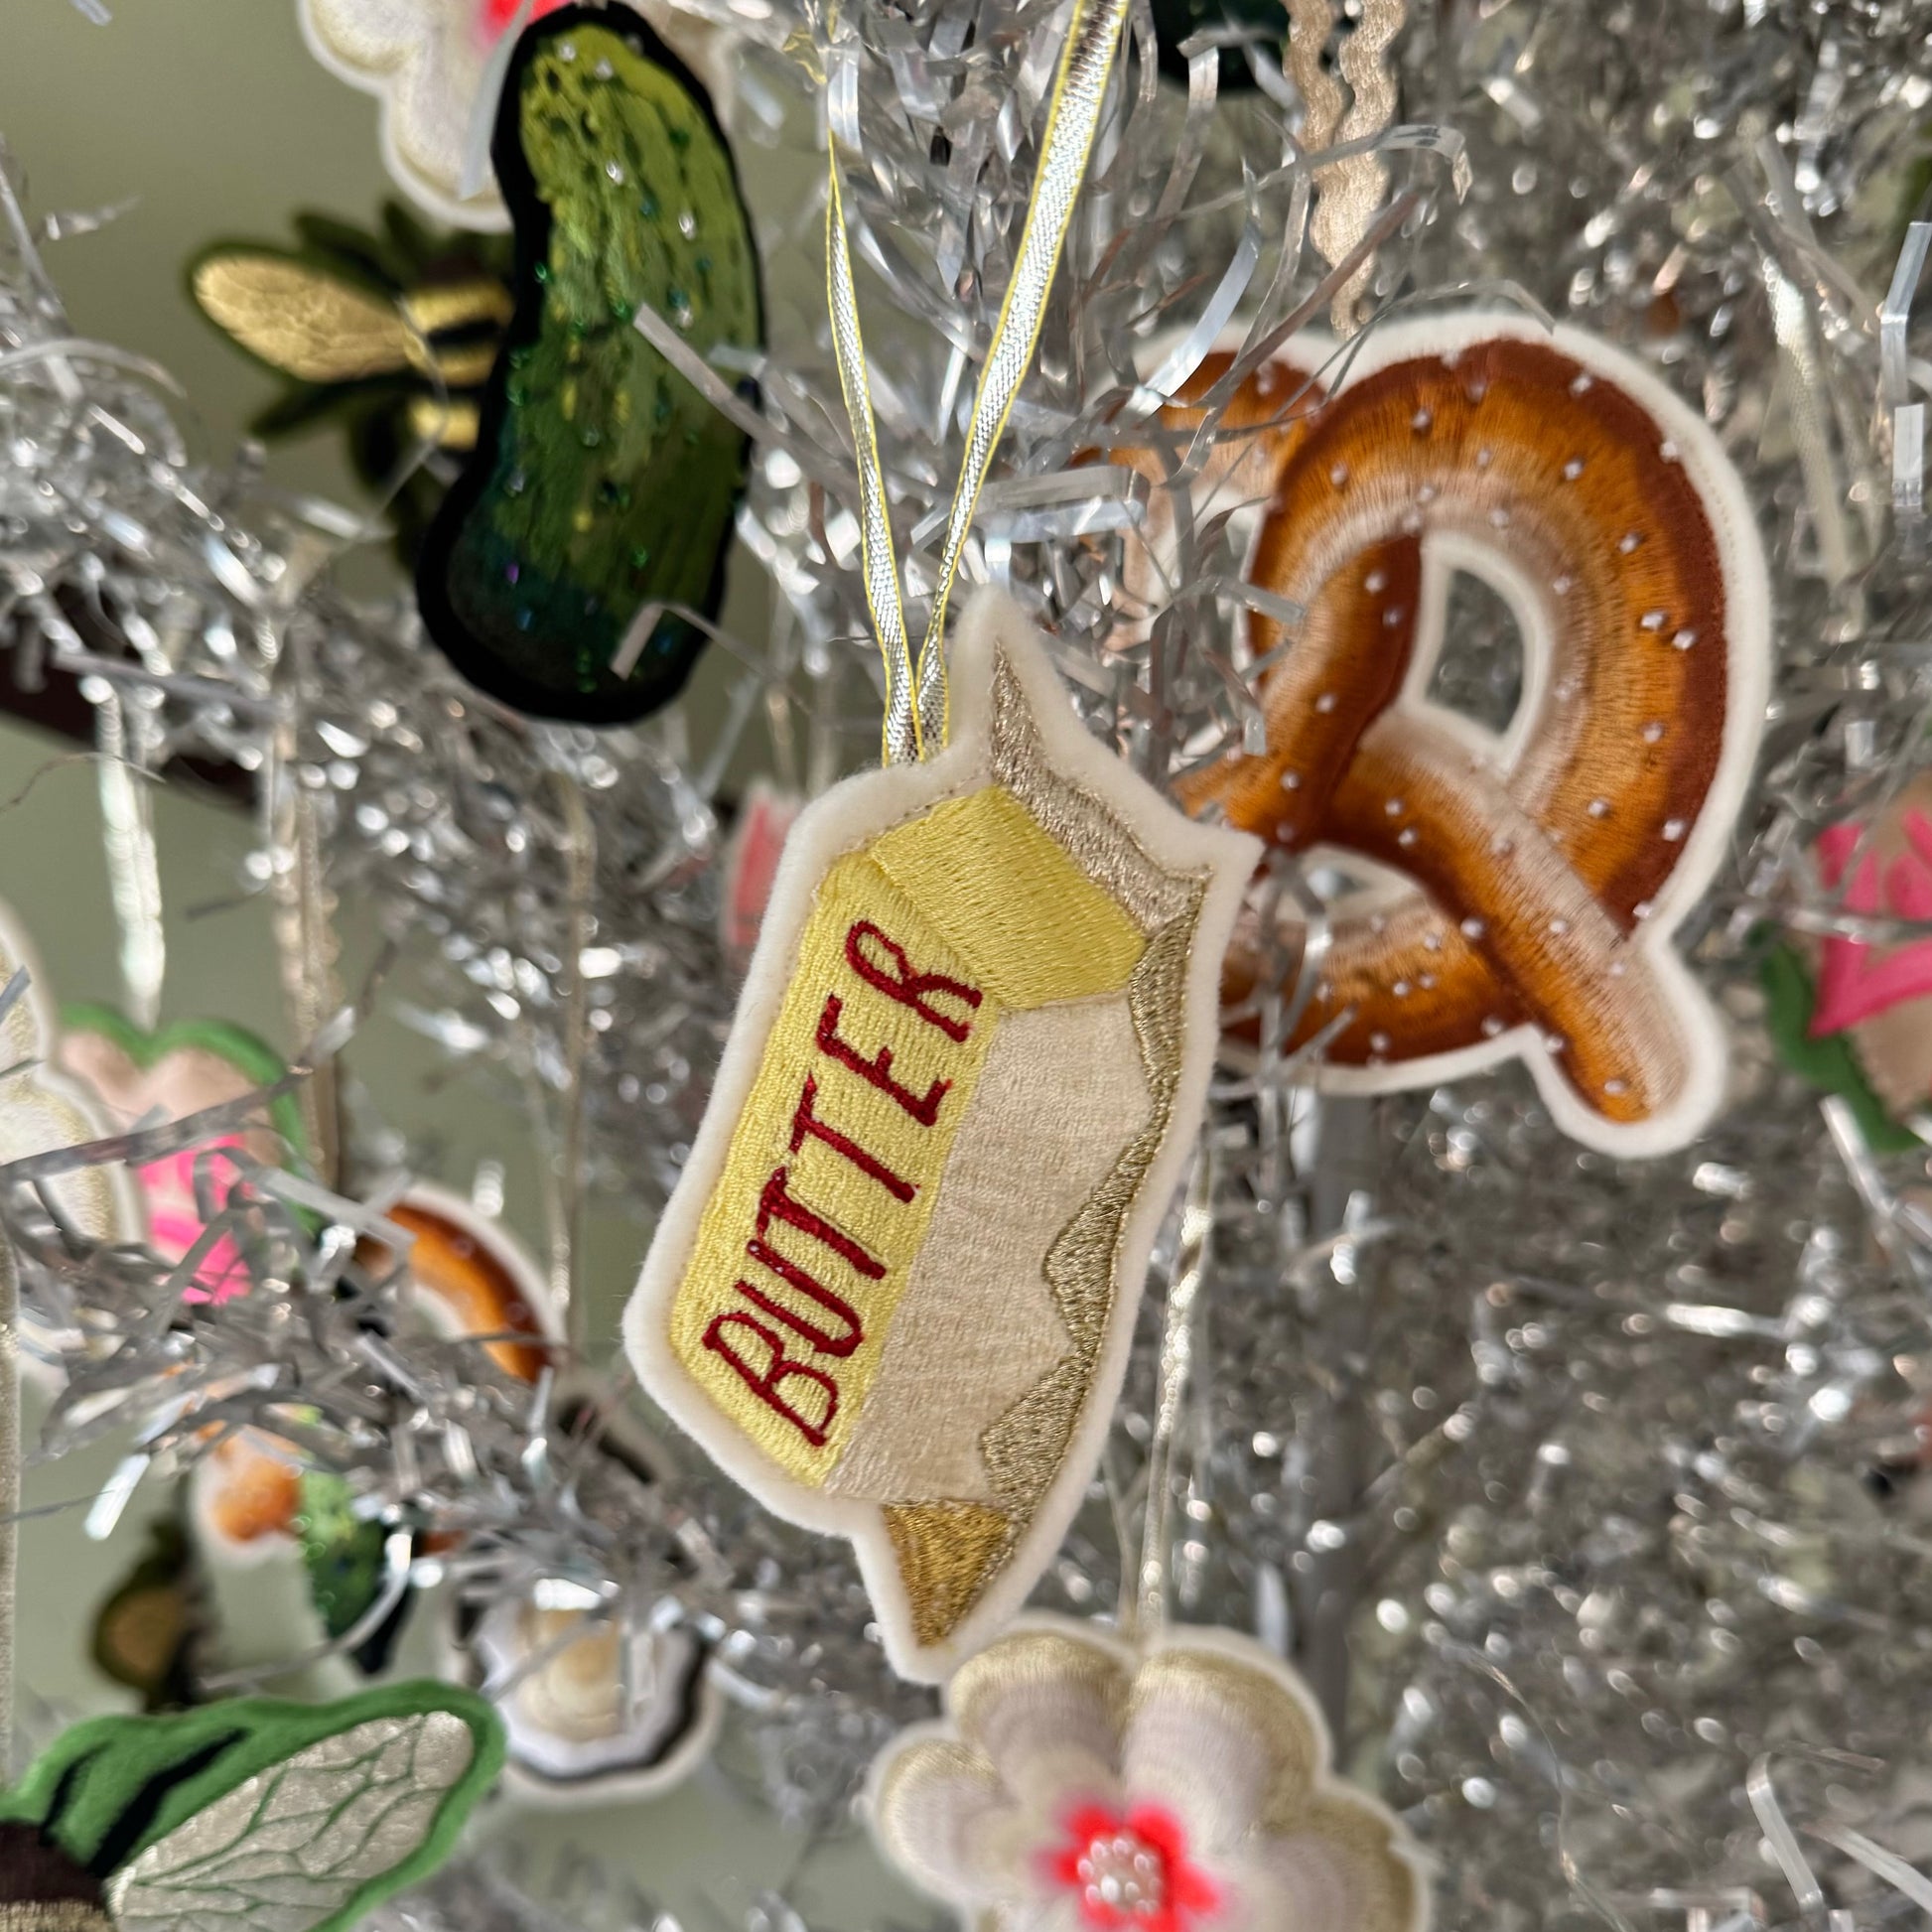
826 0 1134 764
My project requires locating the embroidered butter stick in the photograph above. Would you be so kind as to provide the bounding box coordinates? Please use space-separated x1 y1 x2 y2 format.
626 591 1255 1678
628 0 1253 1678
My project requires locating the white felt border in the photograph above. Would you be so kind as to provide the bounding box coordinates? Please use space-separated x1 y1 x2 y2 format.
625 587 1258 1681
393 1179 565 1351
862 1610 1435 1932
0 897 145 1392
1195 312 1772 1158
295 0 513 232
436 1590 725 1809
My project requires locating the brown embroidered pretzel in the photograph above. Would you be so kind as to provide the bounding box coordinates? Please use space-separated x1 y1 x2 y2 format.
1146 315 1770 1154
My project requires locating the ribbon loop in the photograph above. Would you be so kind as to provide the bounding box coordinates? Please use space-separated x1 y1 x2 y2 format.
826 0 1133 762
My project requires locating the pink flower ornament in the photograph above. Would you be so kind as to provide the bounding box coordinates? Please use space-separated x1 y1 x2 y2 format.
869 1618 1426 1932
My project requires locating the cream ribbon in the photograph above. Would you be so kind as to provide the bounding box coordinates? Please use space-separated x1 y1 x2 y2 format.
826 0 1132 764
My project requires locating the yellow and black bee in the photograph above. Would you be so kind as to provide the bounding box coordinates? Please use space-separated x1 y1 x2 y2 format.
189 203 514 565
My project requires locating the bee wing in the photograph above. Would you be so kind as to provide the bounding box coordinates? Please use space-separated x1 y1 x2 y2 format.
0 1685 500 1932
191 252 418 384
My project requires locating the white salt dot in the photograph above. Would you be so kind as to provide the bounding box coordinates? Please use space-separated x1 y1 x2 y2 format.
1587 797 1609 818
1330 462 1350 487
1416 481 1439 503
1641 720 1665 743
1368 913 1388 935
1475 446 1494 469
1553 573 1574 596
1419 971 1437 988
1316 981 1333 1001
1401 507 1424 533
1608 958 1627 977
1425 929 1444 951
1604 1077 1628 1095
1544 1032 1567 1053
1398 827 1418 847
1662 817 1686 841
1460 916 1486 939
1660 438 1680 461
1383 606 1407 628
1571 372 1594 395
1549 916 1570 936
1467 379 1489 402
1370 1032 1390 1051
1481 1015 1505 1037
1393 980 1412 997
559 37 577 57
1413 407 1433 432
1673 627 1698 649
1491 833 1515 856
1632 898 1654 920
1280 769 1302 790
1365 568 1388 593
607 160 627 184
1274 824 1296 844
1385 797 1406 815
1618 530 1643 553
1555 679 1579 701
1640 610 1666 630
1314 692 1337 714
1489 505 1512 528
1562 457 1586 481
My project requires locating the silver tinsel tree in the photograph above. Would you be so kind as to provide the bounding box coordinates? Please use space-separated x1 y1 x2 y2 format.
6 0 1932 1925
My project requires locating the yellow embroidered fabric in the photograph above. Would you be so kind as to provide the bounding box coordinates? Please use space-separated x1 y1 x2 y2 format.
868 786 1145 1007
669 781 1150 1485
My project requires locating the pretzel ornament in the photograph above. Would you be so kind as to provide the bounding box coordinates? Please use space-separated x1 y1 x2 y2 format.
1159 315 1770 1154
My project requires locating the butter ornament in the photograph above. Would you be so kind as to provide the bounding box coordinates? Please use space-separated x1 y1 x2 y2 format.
625 590 1256 1679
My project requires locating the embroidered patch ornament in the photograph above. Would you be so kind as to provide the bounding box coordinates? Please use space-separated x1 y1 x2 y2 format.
58 1011 305 1304
1760 771 1932 1152
0 1682 502 1932
868 1615 1426 1932
625 592 1255 1678
1148 315 1771 1157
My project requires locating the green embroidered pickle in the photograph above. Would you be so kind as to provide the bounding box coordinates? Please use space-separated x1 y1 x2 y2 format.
417 4 760 723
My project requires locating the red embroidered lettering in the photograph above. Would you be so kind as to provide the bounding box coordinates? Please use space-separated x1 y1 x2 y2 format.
815 994 950 1126
738 1236 865 1357
757 1167 887 1280
703 1311 838 1448
789 1074 915 1202
846 921 983 1042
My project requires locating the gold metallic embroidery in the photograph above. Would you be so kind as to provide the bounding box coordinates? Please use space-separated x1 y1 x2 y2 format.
884 1501 1015 1647
989 660 1195 935
189 257 417 383
0 1909 111 1932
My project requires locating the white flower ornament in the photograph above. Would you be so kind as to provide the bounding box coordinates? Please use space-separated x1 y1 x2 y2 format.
870 1618 1426 1932
297 0 736 228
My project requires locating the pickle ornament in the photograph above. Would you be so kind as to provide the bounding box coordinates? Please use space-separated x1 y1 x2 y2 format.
415 3 761 724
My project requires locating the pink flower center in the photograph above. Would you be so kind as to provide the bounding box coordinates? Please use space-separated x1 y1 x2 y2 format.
481 0 568 39
1046 1804 1220 1932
